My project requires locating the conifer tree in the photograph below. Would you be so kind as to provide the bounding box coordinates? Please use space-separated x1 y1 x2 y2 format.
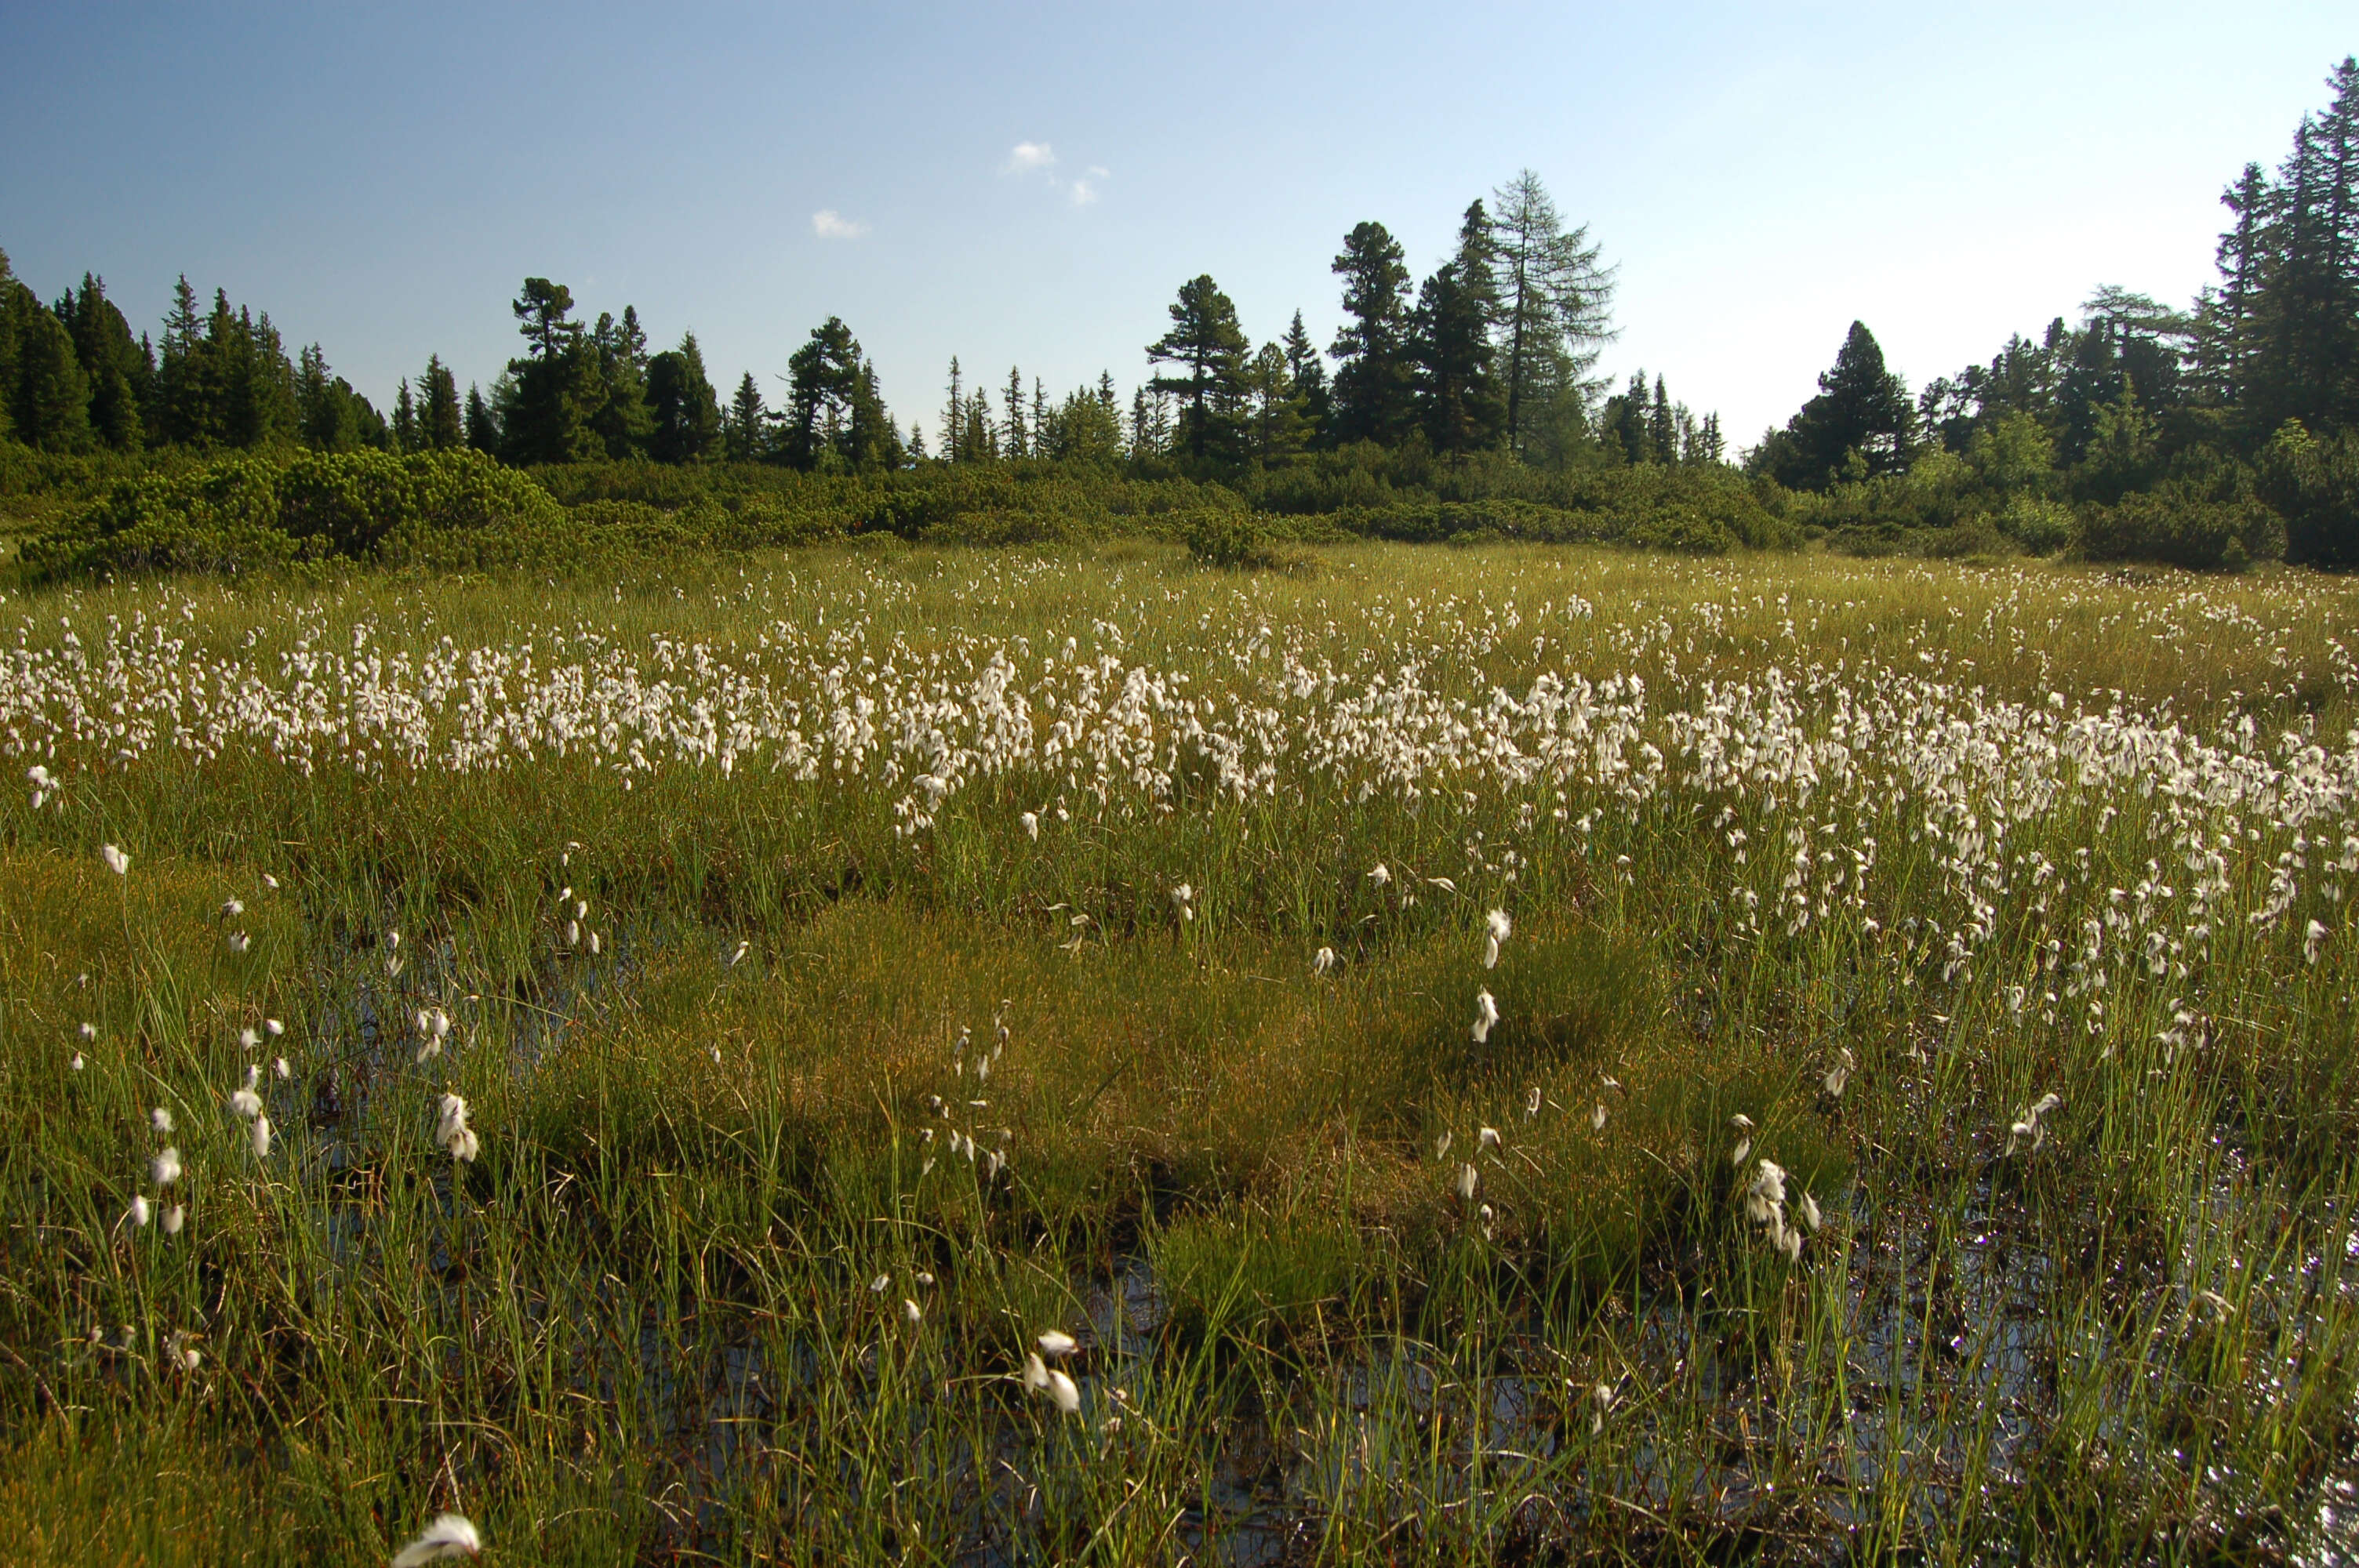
465 384 500 454
10 303 94 452
420 355 464 449
1002 365 1027 459
648 332 722 463
940 357 965 462
1488 170 1616 455
391 379 417 452
725 372 765 462
588 307 653 458
1329 223 1416 446
1281 310 1329 445
57 274 146 450
503 278 600 463
1147 274 1252 464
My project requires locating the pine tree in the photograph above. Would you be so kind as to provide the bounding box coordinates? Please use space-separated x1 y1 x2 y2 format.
420 355 464 449
1032 376 1049 457
1329 223 1416 446
1759 323 1916 488
503 278 600 463
1649 376 1675 463
962 388 997 461
1147 274 1252 464
1246 342 1310 461
780 318 896 470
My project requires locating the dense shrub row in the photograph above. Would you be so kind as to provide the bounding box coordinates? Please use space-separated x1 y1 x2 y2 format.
12 422 2350 581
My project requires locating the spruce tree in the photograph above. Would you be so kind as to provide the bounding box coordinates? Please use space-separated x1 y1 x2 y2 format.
465 384 500 454
1003 365 1027 459
940 357 965 462
11 303 94 452
1147 274 1252 464
1282 310 1330 443
1329 223 1416 446
391 379 418 452
57 274 146 450
725 372 765 462
647 332 721 463
587 307 653 458
1410 234 1504 456
420 355 464 449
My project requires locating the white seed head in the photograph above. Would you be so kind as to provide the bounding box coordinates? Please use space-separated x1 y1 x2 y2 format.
162 1203 185 1236
151 1106 174 1134
152 1147 182 1187
129 1194 151 1228
1037 1329 1078 1359
101 843 130 876
391 1513 482 1566
250 1116 272 1159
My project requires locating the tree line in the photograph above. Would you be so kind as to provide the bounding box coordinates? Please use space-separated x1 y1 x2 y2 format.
1750 56 2359 565
3 169 1735 481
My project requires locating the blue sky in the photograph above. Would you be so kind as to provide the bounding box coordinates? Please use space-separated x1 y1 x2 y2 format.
2 2 2350 448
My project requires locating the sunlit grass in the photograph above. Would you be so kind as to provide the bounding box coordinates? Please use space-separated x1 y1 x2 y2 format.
0 542 2354 1560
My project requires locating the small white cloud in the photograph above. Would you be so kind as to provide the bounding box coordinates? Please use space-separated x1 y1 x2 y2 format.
1067 176 1100 206
1004 141 1056 173
812 209 868 240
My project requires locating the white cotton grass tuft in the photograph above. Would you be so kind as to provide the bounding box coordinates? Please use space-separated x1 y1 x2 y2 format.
2306 919 2329 964
167 1328 202 1374
1470 989 1499 1044
1023 1351 1082 1414
70 1052 84 1071
729 939 749 967
1020 811 1040 840
1526 1084 1543 1120
1455 1163 1479 1203
79 1021 98 1041
1312 946 1336 975
162 1203 185 1236
227 931 251 954
903 1298 924 1325
390 1512 482 1566
1036 1329 1078 1359
230 1086 264 1120
221 898 244 918
152 1147 183 1188
1478 1125 1501 1151
1823 1047 1855 1099
251 1116 273 1159
151 1106 174 1134
1590 1380 1617 1435
436 1094 480 1162
1367 863 1390 887
240 1028 259 1051
129 1195 151 1228
1482 909 1511 969
1592 1102 1608 1132
1170 884 1194 921
264 1018 284 1036
1433 1130 1452 1161
102 844 130 876
274 1056 290 1080
2006 1092 2063 1155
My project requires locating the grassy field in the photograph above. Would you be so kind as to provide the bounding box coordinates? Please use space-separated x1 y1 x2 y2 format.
0 540 2355 1564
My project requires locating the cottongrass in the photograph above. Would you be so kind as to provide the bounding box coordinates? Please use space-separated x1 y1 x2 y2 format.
391 1513 482 1565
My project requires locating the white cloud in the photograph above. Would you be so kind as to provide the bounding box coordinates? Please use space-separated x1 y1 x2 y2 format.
1003 141 1056 173
811 209 868 240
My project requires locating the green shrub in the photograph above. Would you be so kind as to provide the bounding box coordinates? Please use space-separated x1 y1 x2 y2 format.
22 448 565 581
1998 495 2074 555
2073 487 2285 571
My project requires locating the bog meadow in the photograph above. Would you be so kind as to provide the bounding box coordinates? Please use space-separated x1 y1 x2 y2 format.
3 45 2359 1568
